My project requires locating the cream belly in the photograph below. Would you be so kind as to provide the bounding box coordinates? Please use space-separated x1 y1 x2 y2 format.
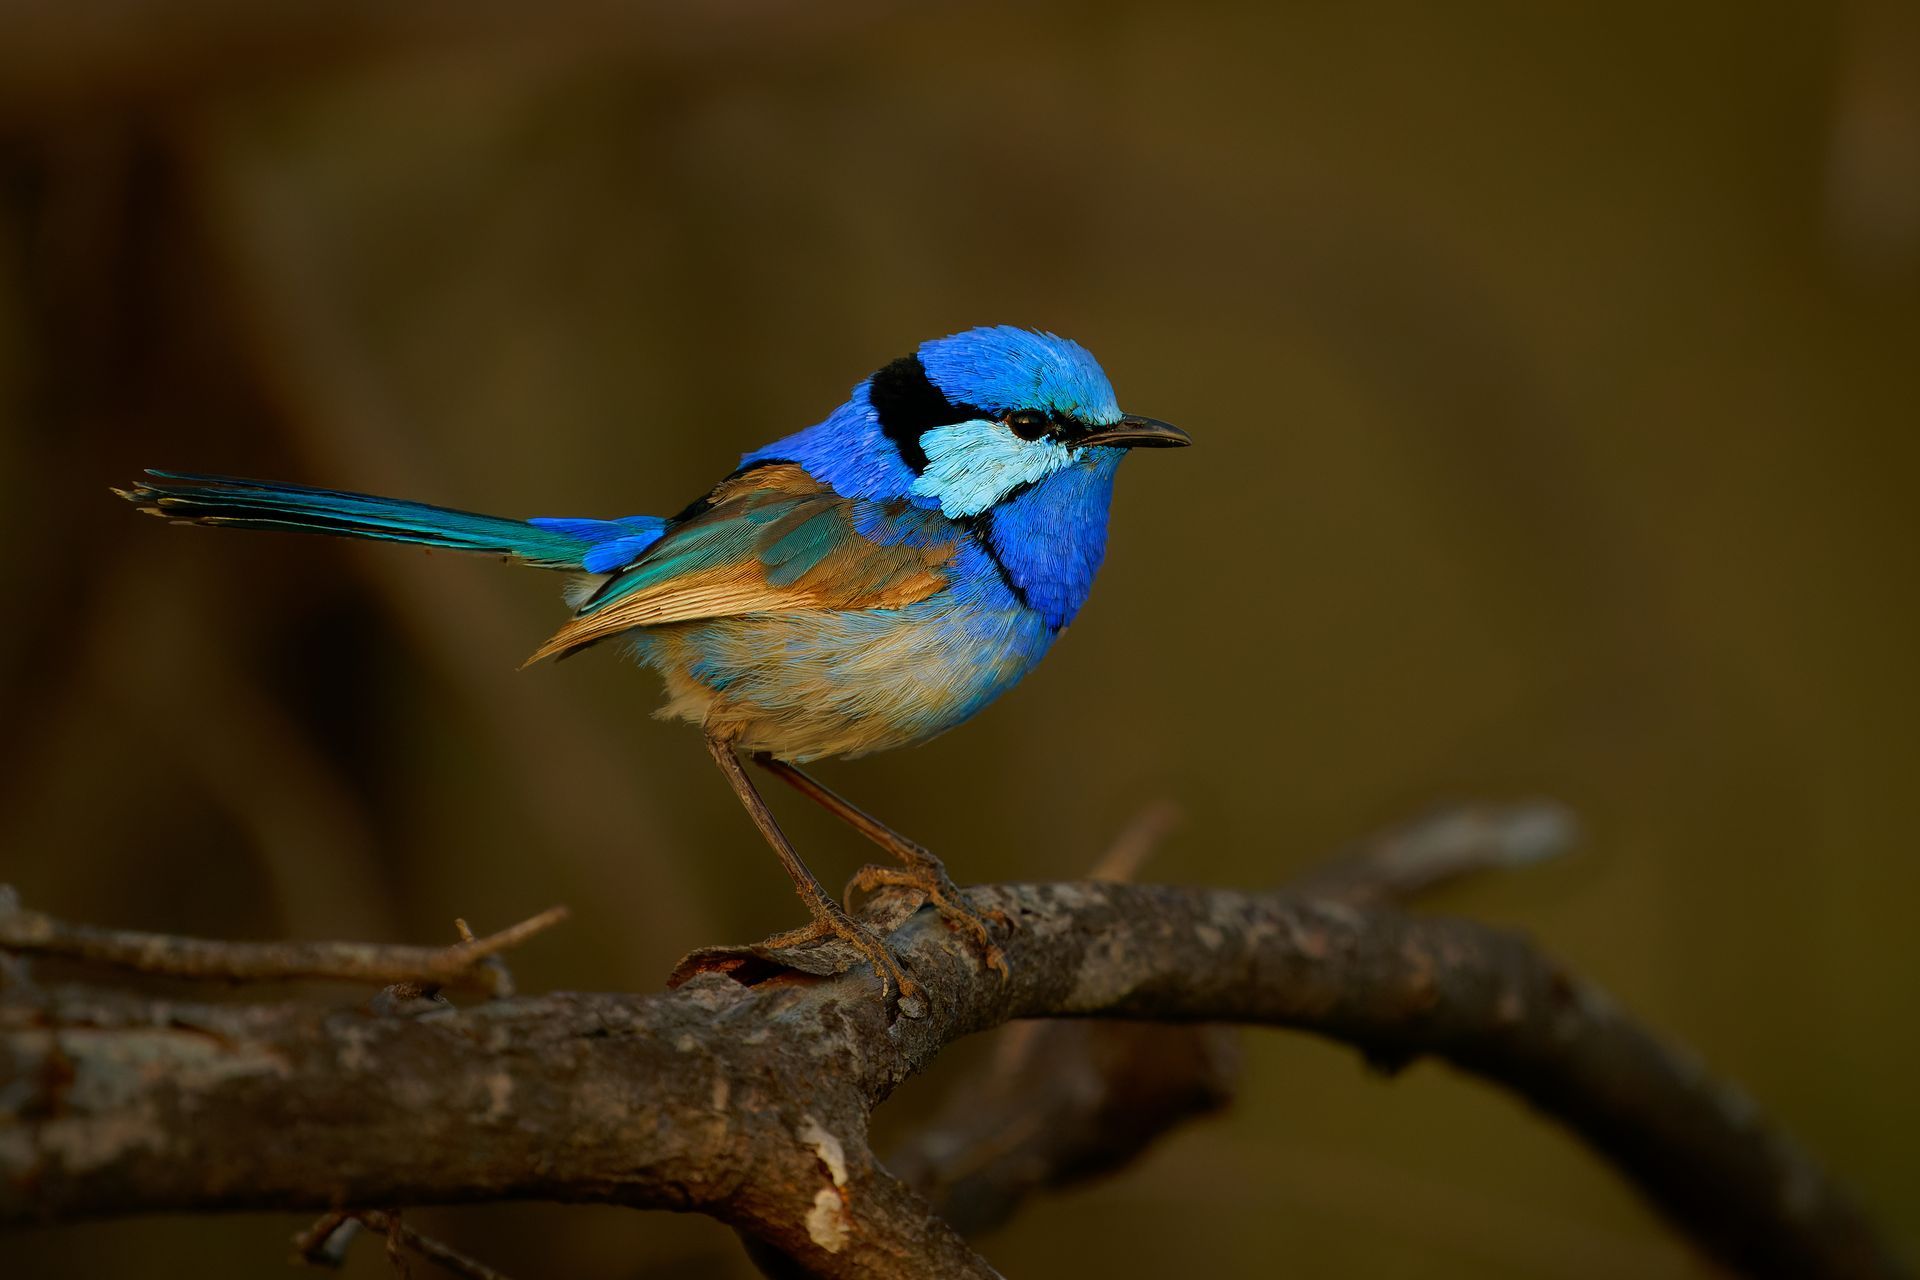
629 594 1055 762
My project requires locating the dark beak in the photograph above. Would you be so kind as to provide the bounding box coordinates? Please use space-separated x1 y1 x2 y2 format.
1075 415 1192 449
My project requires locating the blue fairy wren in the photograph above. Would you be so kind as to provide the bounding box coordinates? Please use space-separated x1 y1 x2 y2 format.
118 326 1189 1012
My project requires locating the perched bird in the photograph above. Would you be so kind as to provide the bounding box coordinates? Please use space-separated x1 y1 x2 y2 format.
118 325 1188 1013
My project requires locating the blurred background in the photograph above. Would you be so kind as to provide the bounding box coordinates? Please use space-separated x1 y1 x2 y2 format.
3 1 1917 1275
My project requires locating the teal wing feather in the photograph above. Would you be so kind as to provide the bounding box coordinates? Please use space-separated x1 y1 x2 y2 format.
526 463 958 662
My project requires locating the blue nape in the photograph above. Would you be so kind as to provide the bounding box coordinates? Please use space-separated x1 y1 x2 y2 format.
743 397 915 504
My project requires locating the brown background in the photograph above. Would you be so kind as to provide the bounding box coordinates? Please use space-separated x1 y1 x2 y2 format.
3 1 1916 1275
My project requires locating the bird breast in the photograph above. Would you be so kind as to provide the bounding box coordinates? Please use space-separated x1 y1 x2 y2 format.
629 577 1054 761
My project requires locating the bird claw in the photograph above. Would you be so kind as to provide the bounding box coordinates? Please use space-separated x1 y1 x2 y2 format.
667 907 927 1020
761 906 928 1019
847 862 1011 983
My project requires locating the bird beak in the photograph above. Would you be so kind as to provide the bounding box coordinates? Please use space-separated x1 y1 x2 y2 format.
1075 415 1192 449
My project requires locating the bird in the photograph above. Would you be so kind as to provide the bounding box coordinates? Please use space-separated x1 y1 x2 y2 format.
117 325 1189 1014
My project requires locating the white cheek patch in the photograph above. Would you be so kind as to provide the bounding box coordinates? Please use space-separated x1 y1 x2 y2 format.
910 420 1080 518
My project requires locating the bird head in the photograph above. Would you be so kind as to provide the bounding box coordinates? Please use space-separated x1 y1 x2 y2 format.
871 326 1190 518
743 326 1188 517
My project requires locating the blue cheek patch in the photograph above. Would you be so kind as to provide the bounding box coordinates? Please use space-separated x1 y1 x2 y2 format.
909 420 1079 518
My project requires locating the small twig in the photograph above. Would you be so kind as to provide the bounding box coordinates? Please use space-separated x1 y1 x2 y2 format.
293 1211 358 1266
1286 801 1577 904
294 1209 513 1280
1085 798 1183 883
0 891 567 996
381 1210 412 1278
356 1211 516 1280
454 915 517 999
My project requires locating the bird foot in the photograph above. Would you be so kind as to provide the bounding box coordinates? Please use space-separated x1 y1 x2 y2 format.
669 902 926 1021
762 905 927 1017
847 859 1011 982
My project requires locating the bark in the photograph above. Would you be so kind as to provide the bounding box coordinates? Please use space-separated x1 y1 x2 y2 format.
2 874 1903 1279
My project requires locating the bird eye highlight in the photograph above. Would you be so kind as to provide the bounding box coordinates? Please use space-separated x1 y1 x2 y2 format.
1007 409 1050 441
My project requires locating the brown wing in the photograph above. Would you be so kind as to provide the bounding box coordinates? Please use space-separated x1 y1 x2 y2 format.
523 463 957 664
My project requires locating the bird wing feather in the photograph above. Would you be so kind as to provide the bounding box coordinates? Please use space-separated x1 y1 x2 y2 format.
523 463 957 664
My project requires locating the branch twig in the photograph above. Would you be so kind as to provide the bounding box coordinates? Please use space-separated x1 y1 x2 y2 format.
1283 801 1578 904
0 888 565 997
295 1212 518 1280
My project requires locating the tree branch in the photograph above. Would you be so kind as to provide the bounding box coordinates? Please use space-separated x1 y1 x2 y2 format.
0 888 565 996
2 874 1901 1279
890 801 1576 1237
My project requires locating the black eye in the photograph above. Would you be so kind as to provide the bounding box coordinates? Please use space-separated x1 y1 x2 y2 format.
1007 409 1050 441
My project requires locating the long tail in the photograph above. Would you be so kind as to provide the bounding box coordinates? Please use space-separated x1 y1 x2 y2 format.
116 470 664 573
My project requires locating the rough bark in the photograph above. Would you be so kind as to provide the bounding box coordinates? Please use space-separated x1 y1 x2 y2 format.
2 876 1903 1279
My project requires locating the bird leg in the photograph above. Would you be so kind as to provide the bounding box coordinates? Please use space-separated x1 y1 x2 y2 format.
751 754 1010 981
704 735 924 1014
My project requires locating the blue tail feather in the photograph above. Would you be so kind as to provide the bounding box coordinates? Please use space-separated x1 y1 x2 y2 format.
117 470 664 572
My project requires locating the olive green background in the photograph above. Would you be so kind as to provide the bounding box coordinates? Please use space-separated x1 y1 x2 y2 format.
3 2 1916 1275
